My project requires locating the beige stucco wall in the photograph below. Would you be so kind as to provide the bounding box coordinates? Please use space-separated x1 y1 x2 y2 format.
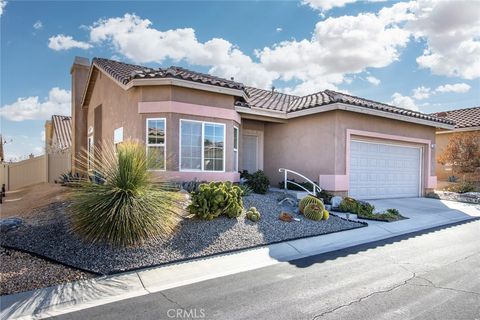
83 70 239 177
263 110 437 192
263 112 336 186
71 63 89 171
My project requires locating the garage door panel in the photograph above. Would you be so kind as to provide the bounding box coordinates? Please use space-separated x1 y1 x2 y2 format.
349 140 421 199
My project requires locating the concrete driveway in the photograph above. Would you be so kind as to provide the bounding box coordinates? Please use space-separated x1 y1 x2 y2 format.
367 197 480 234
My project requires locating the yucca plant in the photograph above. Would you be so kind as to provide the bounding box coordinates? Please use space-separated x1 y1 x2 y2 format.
69 140 182 247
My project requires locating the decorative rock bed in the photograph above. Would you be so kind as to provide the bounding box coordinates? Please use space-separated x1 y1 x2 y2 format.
427 191 480 204
0 192 366 275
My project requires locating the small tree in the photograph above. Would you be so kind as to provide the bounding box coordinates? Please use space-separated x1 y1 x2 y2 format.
437 132 480 176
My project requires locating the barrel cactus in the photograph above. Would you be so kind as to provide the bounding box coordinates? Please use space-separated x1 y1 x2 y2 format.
303 202 325 221
322 209 330 220
299 195 323 213
246 207 261 222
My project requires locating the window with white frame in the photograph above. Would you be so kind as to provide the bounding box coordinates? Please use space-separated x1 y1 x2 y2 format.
233 127 239 172
146 118 166 170
180 120 225 171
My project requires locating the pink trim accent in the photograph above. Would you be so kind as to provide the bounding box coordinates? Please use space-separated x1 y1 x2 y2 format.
153 171 240 182
427 176 437 189
138 101 241 123
319 175 349 191
345 129 435 192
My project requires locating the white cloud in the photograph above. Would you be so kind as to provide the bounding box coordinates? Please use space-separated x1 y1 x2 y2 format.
33 20 43 30
435 83 471 93
412 86 431 100
302 0 357 11
390 92 418 111
408 0 480 79
0 0 6 16
366 76 380 86
48 34 92 51
0 87 71 121
86 14 276 89
41 130 45 142
258 2 412 94
276 27 283 32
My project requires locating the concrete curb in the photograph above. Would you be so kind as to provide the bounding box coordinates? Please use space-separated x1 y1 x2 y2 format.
1 199 478 320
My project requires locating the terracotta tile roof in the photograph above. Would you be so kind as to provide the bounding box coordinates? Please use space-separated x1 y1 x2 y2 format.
91 57 453 126
430 107 480 129
93 58 244 90
244 87 298 112
51 115 72 149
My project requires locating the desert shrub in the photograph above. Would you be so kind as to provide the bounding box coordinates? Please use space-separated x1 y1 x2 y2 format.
303 203 325 221
322 209 330 220
181 179 207 193
356 201 375 216
239 170 251 179
318 189 333 205
299 195 323 213
338 197 358 213
245 170 270 194
238 184 253 196
246 207 261 222
447 175 459 183
69 141 182 247
278 179 315 191
188 181 243 220
57 171 83 186
444 181 477 193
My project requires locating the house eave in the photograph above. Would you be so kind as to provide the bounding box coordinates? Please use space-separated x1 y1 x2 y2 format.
127 78 247 99
237 102 455 129
436 126 480 134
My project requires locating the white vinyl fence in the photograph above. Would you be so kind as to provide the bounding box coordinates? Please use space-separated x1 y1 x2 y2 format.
0 151 71 191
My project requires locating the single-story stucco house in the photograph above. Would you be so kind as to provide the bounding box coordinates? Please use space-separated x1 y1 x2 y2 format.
430 107 480 180
70 56 455 200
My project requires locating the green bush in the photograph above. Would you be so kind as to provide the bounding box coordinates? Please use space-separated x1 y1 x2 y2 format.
338 197 358 213
299 195 323 213
69 141 182 247
188 181 243 220
318 190 333 205
443 180 478 193
238 184 253 196
245 170 270 194
356 201 375 216
181 179 207 193
246 207 261 222
303 203 325 221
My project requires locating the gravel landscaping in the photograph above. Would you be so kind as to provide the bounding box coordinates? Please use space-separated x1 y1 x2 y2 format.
0 247 93 296
0 192 366 275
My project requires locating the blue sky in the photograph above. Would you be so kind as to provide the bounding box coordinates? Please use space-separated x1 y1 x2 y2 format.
1 0 479 161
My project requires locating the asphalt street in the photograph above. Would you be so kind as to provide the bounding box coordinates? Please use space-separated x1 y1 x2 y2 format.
53 219 480 320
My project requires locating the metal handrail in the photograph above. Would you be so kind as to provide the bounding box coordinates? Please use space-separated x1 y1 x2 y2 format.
278 168 321 196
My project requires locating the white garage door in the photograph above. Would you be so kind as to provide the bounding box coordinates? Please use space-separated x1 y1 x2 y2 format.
349 140 421 200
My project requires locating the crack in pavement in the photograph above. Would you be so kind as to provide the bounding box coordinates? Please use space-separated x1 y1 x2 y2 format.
311 272 417 320
408 275 480 297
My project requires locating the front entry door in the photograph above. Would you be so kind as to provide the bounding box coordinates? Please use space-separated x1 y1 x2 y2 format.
242 135 258 173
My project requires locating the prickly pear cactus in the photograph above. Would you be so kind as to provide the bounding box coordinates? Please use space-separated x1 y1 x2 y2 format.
303 203 325 221
188 181 243 220
246 207 261 222
299 195 323 213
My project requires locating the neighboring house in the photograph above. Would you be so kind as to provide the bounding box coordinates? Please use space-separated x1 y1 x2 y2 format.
430 107 480 180
45 115 72 153
44 115 72 182
70 56 454 200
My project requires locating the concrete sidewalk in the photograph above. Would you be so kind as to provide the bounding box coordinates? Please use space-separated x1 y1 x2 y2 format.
2 198 479 319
